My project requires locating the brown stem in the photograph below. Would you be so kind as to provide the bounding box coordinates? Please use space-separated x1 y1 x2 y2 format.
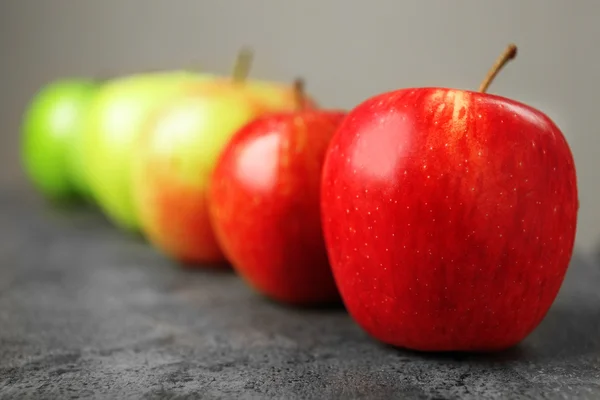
232 47 254 84
478 43 518 93
293 77 305 111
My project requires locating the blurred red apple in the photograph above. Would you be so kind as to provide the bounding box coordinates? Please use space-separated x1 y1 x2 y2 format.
209 80 346 305
321 44 579 351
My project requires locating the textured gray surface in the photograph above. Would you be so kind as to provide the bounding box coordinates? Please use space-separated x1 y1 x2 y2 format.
1 186 600 400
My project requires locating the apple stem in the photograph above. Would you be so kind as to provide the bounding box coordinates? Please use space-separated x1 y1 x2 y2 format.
478 43 518 93
232 47 254 84
293 77 305 111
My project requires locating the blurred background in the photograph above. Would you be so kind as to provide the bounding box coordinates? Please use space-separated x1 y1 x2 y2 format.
1 0 598 256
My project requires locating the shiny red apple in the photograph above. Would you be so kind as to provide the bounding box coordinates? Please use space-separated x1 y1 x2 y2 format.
320 44 579 351
209 80 346 305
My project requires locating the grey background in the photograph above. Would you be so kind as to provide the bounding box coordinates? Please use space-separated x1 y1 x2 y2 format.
1 0 598 255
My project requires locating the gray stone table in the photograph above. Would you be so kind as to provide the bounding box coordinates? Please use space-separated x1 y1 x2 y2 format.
1 186 599 399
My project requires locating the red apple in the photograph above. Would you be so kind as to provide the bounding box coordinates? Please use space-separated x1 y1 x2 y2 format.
320 44 579 351
209 80 346 305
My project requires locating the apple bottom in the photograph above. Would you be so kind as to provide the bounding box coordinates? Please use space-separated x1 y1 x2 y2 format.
221 228 340 306
209 192 341 305
329 234 572 353
240 254 340 307
137 180 227 267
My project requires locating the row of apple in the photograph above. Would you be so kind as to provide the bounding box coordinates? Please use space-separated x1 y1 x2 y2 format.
21 44 579 353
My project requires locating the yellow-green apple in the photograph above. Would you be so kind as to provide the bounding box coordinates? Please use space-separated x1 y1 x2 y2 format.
208 80 346 305
81 69 212 231
82 48 315 233
21 78 102 202
131 76 319 266
321 44 579 351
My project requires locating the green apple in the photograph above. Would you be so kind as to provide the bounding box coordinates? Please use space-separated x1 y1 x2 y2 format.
81 70 215 232
21 78 103 202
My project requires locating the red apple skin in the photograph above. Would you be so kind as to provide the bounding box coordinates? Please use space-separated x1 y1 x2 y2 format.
209 110 347 305
321 87 579 352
